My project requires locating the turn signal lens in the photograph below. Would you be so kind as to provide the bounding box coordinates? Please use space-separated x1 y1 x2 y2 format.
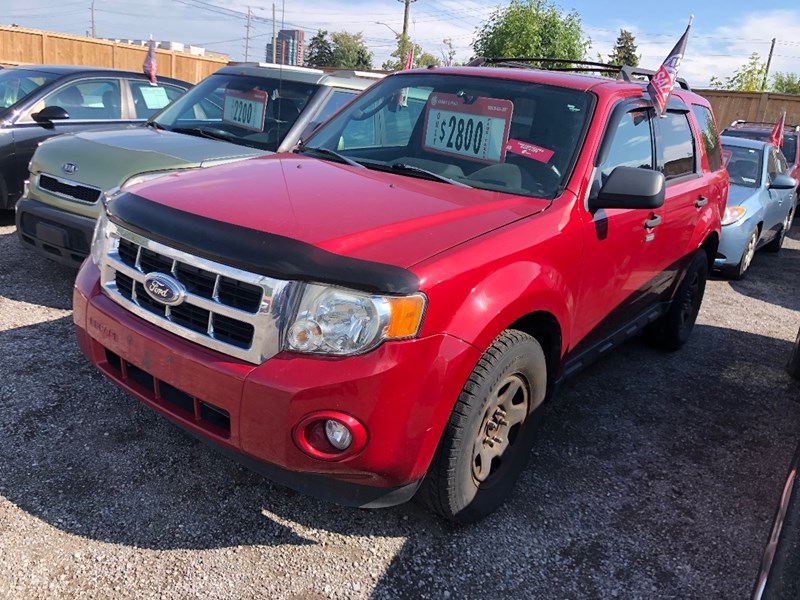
385 295 426 339
722 206 747 225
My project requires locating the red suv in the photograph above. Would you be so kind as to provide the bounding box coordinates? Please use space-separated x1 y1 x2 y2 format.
73 61 727 522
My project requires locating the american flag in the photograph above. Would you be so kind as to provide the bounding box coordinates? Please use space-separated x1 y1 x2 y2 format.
143 39 157 86
770 111 786 148
647 17 693 117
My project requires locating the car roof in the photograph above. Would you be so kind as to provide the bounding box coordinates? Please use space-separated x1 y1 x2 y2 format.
720 134 771 150
5 64 190 86
724 120 800 134
219 62 383 90
393 64 707 105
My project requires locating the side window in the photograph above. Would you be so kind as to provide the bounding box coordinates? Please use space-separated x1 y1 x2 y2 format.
768 150 784 178
691 105 722 172
315 89 357 125
599 108 654 180
658 111 696 180
130 81 184 119
38 78 121 120
338 92 429 150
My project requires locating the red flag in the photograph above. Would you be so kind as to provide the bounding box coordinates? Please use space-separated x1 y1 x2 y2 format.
143 39 157 86
770 111 786 147
403 49 414 70
647 17 693 117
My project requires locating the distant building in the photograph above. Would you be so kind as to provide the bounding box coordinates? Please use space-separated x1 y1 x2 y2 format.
265 30 304 66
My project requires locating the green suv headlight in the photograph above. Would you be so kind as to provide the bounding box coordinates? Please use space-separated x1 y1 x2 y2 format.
286 284 426 356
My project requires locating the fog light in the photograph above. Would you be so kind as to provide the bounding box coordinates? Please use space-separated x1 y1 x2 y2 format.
325 420 353 450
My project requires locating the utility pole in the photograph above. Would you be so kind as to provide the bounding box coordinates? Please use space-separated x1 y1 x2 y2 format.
762 37 776 92
272 3 277 63
397 0 417 41
244 7 252 62
90 0 96 38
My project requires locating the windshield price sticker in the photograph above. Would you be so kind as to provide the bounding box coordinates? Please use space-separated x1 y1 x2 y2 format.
422 93 514 164
505 139 555 163
222 90 267 132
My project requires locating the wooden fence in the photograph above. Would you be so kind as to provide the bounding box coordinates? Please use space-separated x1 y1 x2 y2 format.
0 26 228 83
692 89 800 129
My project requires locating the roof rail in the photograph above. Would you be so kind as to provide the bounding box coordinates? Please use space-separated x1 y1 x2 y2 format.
618 66 690 90
728 119 799 130
326 69 386 79
468 56 621 75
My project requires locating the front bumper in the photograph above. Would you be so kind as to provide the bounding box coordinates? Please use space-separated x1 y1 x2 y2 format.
16 196 97 268
73 260 481 508
714 216 757 268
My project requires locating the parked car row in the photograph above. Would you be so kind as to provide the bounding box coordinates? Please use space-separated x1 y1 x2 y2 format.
4 59 797 525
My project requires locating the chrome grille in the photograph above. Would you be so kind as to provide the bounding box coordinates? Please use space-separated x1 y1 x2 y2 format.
38 173 102 204
99 223 295 364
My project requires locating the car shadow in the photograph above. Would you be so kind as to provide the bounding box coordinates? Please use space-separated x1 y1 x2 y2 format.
719 244 800 313
0 225 76 310
2 315 799 598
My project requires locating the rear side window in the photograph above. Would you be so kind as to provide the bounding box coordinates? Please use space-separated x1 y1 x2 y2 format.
598 109 654 180
658 111 696 180
129 81 185 119
691 105 722 172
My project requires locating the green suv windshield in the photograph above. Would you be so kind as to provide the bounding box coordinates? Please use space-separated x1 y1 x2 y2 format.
152 73 321 152
302 72 592 198
0 69 60 111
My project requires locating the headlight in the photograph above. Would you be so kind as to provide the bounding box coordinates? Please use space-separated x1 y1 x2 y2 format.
286 284 426 356
121 170 183 189
722 206 747 225
90 208 110 266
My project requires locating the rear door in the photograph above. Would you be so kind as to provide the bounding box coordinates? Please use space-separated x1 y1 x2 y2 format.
765 147 793 235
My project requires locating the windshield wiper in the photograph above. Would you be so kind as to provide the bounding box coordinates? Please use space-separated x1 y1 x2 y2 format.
145 120 168 131
171 126 235 142
297 145 365 169
390 162 472 188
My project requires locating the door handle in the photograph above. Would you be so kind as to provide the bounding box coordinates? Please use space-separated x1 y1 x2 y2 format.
695 196 708 208
644 214 662 229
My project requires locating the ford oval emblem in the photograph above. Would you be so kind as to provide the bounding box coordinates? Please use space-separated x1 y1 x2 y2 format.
62 162 79 175
142 272 186 306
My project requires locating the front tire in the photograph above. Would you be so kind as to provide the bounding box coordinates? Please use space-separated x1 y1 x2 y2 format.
723 229 758 280
646 249 708 352
419 329 547 523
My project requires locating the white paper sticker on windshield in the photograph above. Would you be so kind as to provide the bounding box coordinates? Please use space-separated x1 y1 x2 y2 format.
422 93 513 163
222 89 267 132
139 86 171 110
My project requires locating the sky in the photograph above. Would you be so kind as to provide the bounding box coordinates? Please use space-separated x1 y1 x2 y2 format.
4 0 800 88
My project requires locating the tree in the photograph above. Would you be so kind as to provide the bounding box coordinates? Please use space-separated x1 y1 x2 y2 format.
305 31 373 69
709 53 766 91
473 0 588 61
607 29 639 67
381 35 441 71
772 71 800 95
330 32 373 70
305 30 334 68
440 38 459 67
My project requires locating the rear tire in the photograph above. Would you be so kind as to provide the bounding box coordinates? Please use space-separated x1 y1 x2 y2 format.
419 329 547 523
646 249 708 352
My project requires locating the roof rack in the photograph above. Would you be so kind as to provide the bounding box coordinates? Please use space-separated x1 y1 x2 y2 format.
467 57 692 90
729 119 799 130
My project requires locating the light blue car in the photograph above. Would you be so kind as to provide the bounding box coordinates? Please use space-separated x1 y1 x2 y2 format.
715 135 797 279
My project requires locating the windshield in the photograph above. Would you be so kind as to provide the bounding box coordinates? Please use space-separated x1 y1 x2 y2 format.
0 68 59 111
153 73 320 152
722 143 762 188
303 72 592 198
724 129 798 164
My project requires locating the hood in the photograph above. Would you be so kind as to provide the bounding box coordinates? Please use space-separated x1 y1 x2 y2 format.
128 154 552 269
32 126 266 191
726 183 759 206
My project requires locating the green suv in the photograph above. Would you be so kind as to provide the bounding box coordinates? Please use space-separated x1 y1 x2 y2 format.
16 63 381 267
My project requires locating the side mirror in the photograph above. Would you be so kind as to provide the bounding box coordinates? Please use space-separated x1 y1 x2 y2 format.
32 105 70 123
589 166 665 211
768 174 797 190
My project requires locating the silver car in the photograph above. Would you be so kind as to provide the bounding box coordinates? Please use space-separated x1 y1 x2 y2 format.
715 135 796 279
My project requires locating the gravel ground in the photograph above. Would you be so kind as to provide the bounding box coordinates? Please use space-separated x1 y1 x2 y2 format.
1 210 799 599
